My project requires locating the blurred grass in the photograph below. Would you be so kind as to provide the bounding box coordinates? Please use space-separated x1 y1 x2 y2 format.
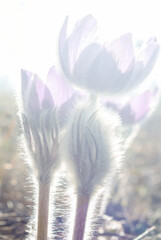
0 92 25 203
0 91 161 239
0 92 32 239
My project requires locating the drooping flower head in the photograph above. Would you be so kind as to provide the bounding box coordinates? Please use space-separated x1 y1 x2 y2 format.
59 15 159 95
21 67 75 183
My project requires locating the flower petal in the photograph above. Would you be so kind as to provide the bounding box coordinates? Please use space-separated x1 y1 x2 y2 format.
86 48 119 92
59 17 68 55
33 74 54 109
46 66 75 107
27 76 40 117
119 91 153 124
108 33 135 73
74 44 134 94
67 15 97 68
130 90 153 121
73 43 102 87
59 15 97 77
106 88 158 124
21 69 33 96
59 17 71 77
128 39 160 88
21 69 33 112
138 39 159 69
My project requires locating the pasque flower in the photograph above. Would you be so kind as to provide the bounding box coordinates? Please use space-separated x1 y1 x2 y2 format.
63 99 122 240
59 15 159 94
21 66 75 240
21 66 75 183
106 86 159 125
104 84 159 149
64 102 121 195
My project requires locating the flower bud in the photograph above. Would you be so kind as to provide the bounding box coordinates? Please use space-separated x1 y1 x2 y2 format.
62 100 123 196
21 67 76 183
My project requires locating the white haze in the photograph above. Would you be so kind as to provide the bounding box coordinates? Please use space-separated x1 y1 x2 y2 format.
0 0 161 92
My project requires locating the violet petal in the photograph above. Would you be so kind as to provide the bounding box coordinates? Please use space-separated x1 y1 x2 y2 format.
138 40 159 67
108 33 135 73
67 15 97 69
59 17 71 77
21 69 34 112
27 78 40 117
21 69 33 97
73 43 102 86
33 74 54 109
59 17 68 56
46 66 75 107
130 91 153 121
85 48 120 92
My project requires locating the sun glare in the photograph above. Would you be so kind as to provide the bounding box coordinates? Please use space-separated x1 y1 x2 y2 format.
0 0 161 92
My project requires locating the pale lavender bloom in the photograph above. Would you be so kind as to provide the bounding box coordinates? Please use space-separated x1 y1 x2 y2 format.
21 67 75 183
59 15 159 94
21 67 79 240
106 87 158 125
21 67 75 117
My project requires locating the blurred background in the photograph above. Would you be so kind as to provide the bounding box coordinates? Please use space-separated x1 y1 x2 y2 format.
1 0 161 239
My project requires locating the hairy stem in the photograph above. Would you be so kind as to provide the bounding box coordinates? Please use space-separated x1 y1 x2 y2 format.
72 194 90 240
37 181 50 240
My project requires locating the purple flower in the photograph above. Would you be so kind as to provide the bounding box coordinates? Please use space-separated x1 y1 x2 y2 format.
106 87 159 125
21 67 76 183
21 67 75 118
59 15 159 94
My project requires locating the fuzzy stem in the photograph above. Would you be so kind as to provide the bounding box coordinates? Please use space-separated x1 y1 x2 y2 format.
37 181 50 240
72 194 90 240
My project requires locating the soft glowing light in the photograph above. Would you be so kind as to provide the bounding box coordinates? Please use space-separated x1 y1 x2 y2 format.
0 0 161 91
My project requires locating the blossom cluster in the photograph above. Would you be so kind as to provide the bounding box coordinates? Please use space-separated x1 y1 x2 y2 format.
20 15 160 240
